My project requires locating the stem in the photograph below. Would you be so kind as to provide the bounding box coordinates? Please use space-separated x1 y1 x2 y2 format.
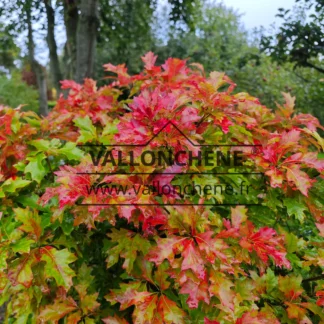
303 274 324 283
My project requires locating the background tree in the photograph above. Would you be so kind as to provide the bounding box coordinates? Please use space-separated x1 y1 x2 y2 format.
261 0 324 73
62 0 78 79
75 0 99 83
154 2 248 73
44 0 63 95
0 0 323 125
25 0 48 116
0 23 20 72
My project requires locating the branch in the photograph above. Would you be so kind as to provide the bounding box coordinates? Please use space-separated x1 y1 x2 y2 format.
292 67 310 82
304 61 324 74
303 274 324 283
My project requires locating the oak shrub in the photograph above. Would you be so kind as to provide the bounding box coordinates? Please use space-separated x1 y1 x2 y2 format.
0 53 324 323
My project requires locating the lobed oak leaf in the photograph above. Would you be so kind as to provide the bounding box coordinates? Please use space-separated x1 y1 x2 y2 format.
40 246 77 290
25 152 47 183
103 63 131 86
279 129 300 149
236 309 280 324
277 92 295 118
141 51 158 70
285 302 307 320
284 164 314 196
231 206 248 228
283 198 307 222
301 152 324 171
278 275 303 301
162 57 188 80
133 294 159 324
157 295 187 324
265 168 284 188
195 231 228 263
11 236 35 254
60 80 82 92
8 252 35 287
14 208 42 240
130 256 153 285
74 116 97 143
97 95 113 110
208 71 226 90
106 229 151 273
209 271 235 311
106 281 153 310
67 311 82 324
39 296 78 323
146 236 185 265
181 240 206 279
179 276 210 308
153 261 171 291
79 292 100 314
239 224 290 269
293 113 323 131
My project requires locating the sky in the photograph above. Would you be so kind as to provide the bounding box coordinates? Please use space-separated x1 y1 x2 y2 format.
222 0 296 30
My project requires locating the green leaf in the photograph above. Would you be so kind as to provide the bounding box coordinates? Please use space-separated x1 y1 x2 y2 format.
74 116 97 143
14 208 42 240
77 263 95 291
29 138 61 152
286 253 303 268
8 253 35 287
14 162 26 172
39 297 77 322
0 178 31 197
283 198 307 223
41 247 77 289
106 229 151 273
284 232 298 253
11 113 21 134
61 212 75 235
58 142 84 160
25 153 47 183
99 119 119 144
29 139 84 160
11 236 35 254
84 318 96 324
16 194 49 212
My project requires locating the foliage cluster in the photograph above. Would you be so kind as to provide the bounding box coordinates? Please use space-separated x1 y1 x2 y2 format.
0 54 324 323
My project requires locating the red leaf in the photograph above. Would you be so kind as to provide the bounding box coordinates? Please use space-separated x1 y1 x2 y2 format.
284 164 314 196
204 318 220 324
142 51 158 70
179 277 210 308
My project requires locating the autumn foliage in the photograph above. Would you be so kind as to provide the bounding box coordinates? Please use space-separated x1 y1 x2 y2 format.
0 52 324 323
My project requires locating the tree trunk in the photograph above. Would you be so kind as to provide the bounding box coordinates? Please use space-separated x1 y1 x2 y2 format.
34 63 49 116
75 0 98 83
44 0 63 97
26 1 48 116
63 0 78 79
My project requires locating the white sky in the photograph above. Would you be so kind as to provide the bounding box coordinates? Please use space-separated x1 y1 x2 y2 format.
222 0 296 30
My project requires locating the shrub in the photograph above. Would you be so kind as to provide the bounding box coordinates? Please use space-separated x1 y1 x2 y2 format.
0 71 39 112
0 52 323 323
